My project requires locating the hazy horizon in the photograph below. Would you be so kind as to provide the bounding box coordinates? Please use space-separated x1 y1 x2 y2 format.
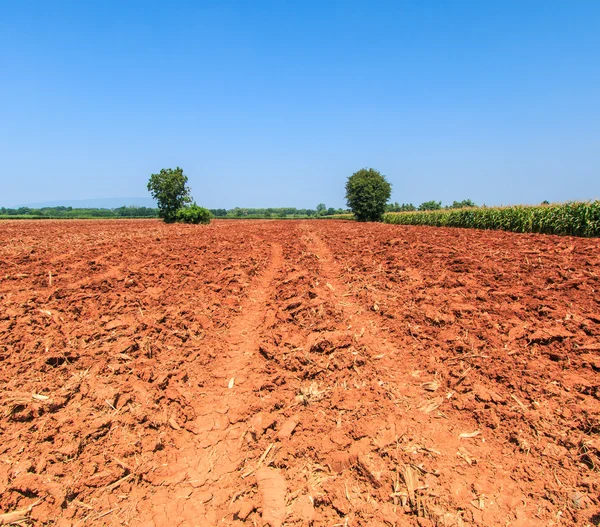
5 196 599 211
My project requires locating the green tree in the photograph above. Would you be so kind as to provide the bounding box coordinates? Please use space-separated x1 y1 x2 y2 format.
147 167 192 222
449 199 477 209
316 203 327 216
175 203 211 224
210 209 228 217
418 200 442 211
386 202 416 212
345 168 392 222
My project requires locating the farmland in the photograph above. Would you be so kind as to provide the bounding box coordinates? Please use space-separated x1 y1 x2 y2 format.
384 201 600 237
1 219 599 526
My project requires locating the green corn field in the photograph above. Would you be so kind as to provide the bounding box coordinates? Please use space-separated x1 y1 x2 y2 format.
383 201 600 237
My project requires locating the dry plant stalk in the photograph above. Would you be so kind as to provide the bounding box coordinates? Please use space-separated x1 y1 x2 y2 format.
510 393 528 411
459 430 481 439
242 442 275 478
0 498 43 525
422 380 440 392
402 465 418 506
419 396 443 414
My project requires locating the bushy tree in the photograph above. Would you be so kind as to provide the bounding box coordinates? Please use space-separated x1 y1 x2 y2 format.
147 167 192 222
345 168 392 222
175 204 211 224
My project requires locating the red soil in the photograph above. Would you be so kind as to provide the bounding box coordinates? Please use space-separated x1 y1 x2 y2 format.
0 219 598 526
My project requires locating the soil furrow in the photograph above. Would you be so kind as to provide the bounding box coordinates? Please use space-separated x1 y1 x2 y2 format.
134 242 284 525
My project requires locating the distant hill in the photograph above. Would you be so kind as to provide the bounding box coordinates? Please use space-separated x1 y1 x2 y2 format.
17 197 157 209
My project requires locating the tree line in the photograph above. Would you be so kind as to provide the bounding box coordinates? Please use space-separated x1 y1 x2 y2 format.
0 205 347 220
2 200 479 221
209 205 347 218
386 199 477 212
0 206 158 218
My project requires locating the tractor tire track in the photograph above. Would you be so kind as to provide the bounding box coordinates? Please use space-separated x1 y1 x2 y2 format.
297 223 553 526
134 242 284 526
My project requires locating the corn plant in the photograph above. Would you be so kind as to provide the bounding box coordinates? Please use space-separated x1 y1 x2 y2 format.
383 201 600 237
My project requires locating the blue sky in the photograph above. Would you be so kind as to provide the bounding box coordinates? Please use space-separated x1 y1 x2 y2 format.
1 1 599 209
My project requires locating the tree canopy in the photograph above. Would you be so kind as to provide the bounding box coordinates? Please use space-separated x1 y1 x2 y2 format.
345 168 392 222
147 167 192 222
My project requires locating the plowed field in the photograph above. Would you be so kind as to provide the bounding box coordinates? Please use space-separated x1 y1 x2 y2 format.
1 219 599 526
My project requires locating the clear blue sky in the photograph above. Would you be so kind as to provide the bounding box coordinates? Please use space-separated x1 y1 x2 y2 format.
1 1 599 209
